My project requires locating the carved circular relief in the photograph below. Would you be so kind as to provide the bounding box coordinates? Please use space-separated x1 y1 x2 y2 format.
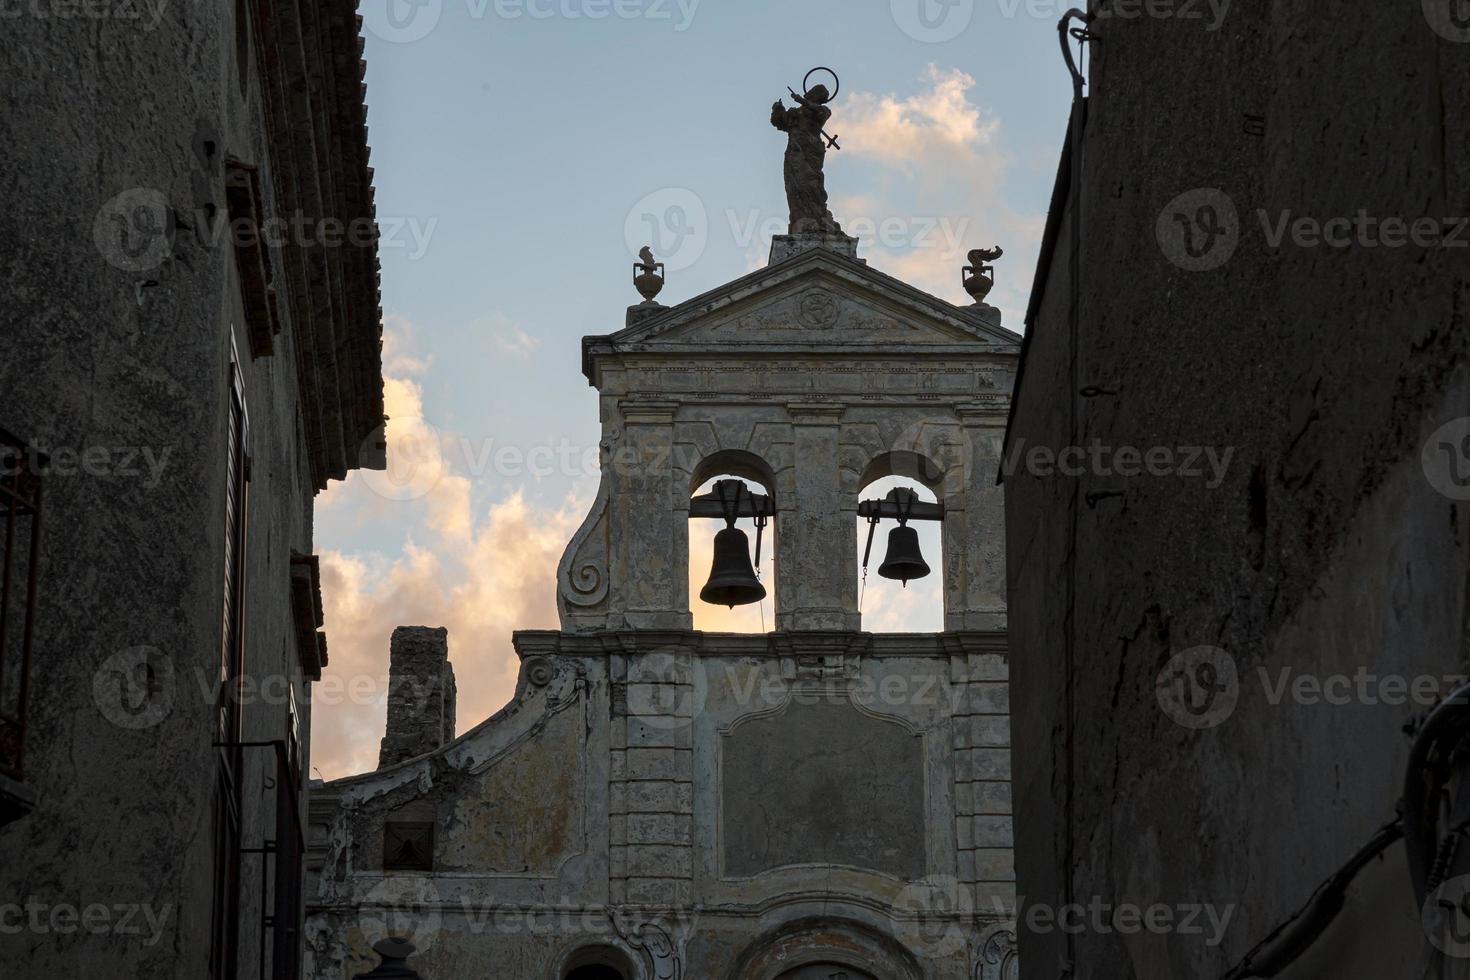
524 657 554 688
797 288 840 329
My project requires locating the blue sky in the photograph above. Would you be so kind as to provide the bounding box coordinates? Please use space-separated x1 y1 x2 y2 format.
310 0 1073 778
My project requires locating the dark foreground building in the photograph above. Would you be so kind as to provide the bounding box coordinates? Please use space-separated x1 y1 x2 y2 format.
1007 4 1469 978
0 3 383 976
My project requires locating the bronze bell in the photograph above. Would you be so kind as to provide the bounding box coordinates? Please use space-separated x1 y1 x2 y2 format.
878 524 930 586
700 526 766 608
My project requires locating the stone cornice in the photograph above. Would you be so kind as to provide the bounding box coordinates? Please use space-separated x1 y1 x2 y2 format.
255 1 385 489
582 248 1023 387
512 629 1008 660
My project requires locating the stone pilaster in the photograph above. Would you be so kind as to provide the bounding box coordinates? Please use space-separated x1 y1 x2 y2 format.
948 637 1015 907
948 401 1010 632
778 402 859 631
615 401 692 630
609 644 694 907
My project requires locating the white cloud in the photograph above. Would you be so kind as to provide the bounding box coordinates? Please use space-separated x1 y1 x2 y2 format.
479 312 542 358
842 65 1000 171
381 313 433 377
828 66 1046 320
311 317 582 779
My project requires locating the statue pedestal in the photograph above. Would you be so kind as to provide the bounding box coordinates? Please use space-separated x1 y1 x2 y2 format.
769 233 863 265
964 302 1003 326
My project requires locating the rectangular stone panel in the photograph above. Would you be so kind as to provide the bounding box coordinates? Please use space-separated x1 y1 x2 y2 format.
721 699 927 881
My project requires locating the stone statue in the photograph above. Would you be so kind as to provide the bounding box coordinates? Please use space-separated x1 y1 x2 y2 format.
770 70 845 238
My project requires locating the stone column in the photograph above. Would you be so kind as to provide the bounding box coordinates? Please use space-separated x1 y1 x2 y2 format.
378 626 456 768
778 402 858 631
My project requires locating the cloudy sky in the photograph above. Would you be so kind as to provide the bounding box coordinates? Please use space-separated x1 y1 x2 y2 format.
310 0 1073 779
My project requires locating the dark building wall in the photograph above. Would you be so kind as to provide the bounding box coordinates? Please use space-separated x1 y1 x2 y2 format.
1007 3 1469 977
0 3 379 977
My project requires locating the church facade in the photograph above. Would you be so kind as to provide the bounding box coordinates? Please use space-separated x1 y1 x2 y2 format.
304 233 1022 979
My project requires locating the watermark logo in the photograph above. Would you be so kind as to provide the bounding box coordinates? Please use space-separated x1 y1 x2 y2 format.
891 0 974 42
94 188 173 273
1423 0 1470 42
1156 188 1239 272
359 877 444 953
625 646 707 732
896 875 974 957
1425 875 1470 957
93 646 174 730
888 416 974 489
625 187 707 273
361 417 446 502
1156 645 1239 729
1422 417 1470 501
363 0 444 43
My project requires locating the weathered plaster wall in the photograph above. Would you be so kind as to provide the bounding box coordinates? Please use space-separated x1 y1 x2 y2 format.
1007 3 1470 977
305 631 1017 979
0 5 332 977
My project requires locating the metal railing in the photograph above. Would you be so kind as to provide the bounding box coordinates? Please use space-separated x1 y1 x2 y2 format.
217 739 306 980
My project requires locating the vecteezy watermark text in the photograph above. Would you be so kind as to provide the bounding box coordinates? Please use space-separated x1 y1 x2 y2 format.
2 441 172 488
989 896 1236 947
0 899 173 946
1002 438 1235 488
94 188 437 273
0 0 169 29
1156 644 1470 730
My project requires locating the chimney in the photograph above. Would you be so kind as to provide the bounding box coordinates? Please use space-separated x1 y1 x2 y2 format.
378 626 457 768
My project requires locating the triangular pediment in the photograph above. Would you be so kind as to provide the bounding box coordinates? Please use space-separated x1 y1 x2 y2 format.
584 247 1020 380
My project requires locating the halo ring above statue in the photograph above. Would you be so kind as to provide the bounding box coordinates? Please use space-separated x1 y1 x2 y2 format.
802 66 839 103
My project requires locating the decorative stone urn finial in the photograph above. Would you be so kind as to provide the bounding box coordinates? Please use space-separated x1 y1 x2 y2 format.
633 246 665 305
963 245 1004 305
353 938 422 979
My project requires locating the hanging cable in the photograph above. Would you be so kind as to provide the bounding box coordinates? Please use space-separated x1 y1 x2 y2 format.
1222 682 1470 978
1220 816 1404 979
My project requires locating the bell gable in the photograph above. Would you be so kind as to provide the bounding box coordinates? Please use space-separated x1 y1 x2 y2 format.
583 246 1020 384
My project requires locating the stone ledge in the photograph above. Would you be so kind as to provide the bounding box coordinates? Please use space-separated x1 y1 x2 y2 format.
769 233 863 265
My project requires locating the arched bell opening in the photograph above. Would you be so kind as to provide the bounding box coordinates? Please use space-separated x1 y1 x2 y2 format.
855 475 943 634
688 473 776 634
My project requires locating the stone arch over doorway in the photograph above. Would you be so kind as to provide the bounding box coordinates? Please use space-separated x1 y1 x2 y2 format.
728 918 922 980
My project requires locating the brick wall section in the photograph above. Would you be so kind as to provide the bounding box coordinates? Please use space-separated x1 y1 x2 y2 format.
609 648 695 906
